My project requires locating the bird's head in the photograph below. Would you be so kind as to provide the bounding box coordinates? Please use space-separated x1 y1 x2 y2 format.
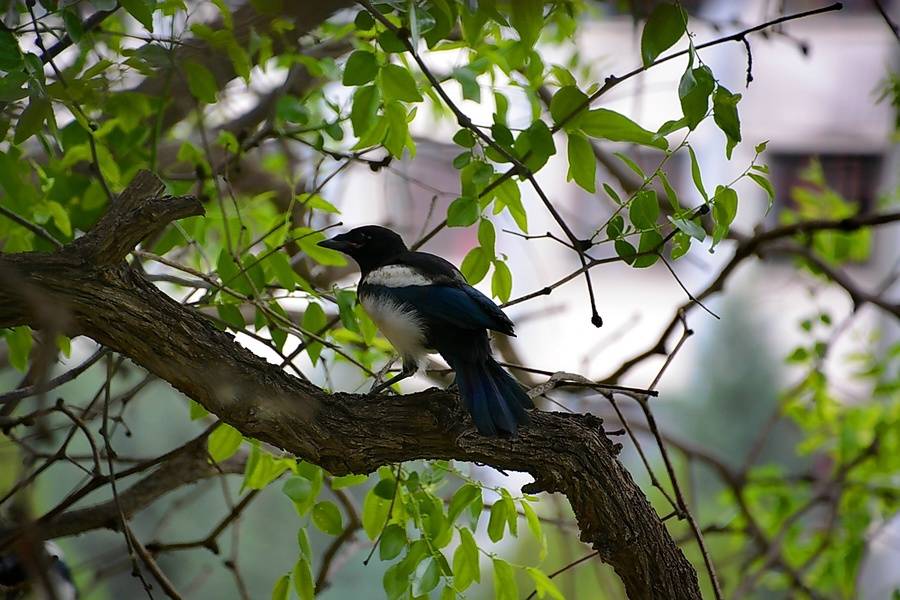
318 225 408 272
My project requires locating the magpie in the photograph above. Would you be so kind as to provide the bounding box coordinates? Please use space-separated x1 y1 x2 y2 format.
319 225 533 436
0 540 77 600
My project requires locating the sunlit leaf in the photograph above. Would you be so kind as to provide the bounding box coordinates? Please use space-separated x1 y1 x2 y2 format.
208 423 243 462
379 64 423 103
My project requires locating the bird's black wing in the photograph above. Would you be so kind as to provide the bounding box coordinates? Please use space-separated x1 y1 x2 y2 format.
383 251 516 336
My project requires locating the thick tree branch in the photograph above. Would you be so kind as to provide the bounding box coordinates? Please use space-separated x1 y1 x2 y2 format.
72 170 202 266
0 172 701 600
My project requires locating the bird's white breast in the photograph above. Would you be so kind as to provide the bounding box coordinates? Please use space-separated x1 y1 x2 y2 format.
359 293 429 360
364 265 432 288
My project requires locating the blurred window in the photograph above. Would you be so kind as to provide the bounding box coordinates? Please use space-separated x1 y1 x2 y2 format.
769 153 884 218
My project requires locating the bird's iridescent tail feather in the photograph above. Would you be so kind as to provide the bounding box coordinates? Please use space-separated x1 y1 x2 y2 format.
453 358 531 436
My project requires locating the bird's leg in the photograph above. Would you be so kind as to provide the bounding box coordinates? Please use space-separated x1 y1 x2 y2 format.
369 359 418 395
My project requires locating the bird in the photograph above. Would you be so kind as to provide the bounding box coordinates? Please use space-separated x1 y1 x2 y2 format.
0 540 77 600
318 225 533 436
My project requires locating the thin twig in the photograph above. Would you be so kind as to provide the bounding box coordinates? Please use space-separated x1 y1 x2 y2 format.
0 205 62 249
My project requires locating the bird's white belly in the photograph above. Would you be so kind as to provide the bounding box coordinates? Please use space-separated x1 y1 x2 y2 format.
360 294 429 360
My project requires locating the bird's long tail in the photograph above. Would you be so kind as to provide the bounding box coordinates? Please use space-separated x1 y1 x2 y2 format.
453 357 533 436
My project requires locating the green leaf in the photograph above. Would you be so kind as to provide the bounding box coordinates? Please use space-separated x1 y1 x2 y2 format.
668 216 706 241
312 501 343 535
679 65 714 129
606 215 624 239
658 170 680 213
491 260 512 302
629 190 659 230
0 71 28 102
271 573 290 600
363 485 392 538
297 527 312 560
0 30 23 72
351 85 380 137
383 101 410 158
331 472 367 489
45 201 72 237
687 145 708 202
374 478 397 500
461 246 491 284
453 151 472 169
613 151 646 179
414 558 441 596
380 524 407 560
453 66 481 102
634 230 663 268
297 229 347 266
264 251 297 291
581 109 667 149
301 301 326 365
500 492 518 537
566 131 596 193
453 528 480 590
189 399 208 420
510 0 543 45
713 86 742 159
641 3 687 66
208 423 243 462
275 95 309 125
242 443 291 491
526 568 565 600
494 178 528 232
492 558 518 600
515 120 556 171
448 484 482 523
13 97 50 145
379 64 423 103
550 86 589 130
183 60 217 103
453 129 476 148
712 185 738 246
748 172 775 211
282 476 314 504
56 335 71 359
487 500 508 542
447 196 479 227
293 558 314 600
657 117 688 136
521 501 547 562
615 239 637 265
603 183 622 205
671 230 691 260
121 0 155 32
343 50 378 85
216 304 246 331
383 561 411 600
5 327 32 372
62 10 85 43
477 219 496 255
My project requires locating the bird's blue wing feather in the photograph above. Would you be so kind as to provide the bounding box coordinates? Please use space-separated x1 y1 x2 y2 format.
381 284 514 334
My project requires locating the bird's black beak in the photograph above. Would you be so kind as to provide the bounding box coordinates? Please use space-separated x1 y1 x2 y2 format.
317 235 357 253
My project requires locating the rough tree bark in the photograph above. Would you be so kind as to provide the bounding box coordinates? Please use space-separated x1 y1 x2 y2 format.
0 172 702 600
